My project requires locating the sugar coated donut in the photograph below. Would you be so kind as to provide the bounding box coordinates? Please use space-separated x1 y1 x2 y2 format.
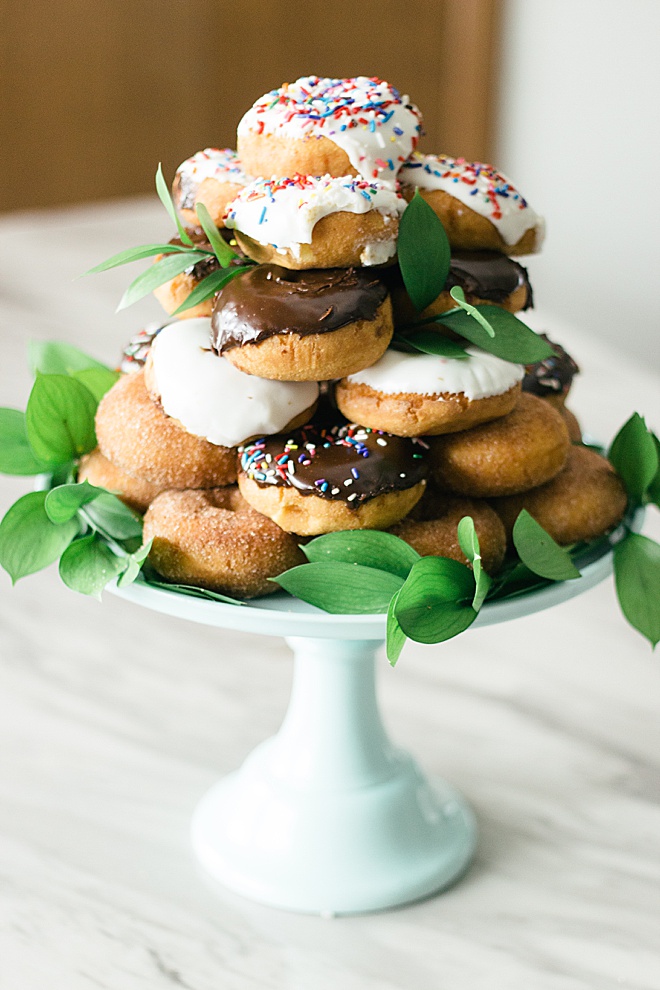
95 370 237 489
491 445 627 545
430 392 570 497
561 406 582 443
238 423 428 535
145 318 318 447
522 334 580 408
172 148 252 227
237 76 422 188
224 174 406 269
120 323 167 374
211 265 393 381
78 448 167 514
336 347 523 436
143 487 305 598
390 488 506 574
400 153 545 255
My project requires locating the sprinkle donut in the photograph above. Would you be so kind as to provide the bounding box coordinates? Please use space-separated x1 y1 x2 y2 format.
238 422 428 536
143 487 305 598
224 174 406 269
119 323 166 374
172 148 252 227
210 265 393 382
237 76 422 188
400 153 545 255
335 347 524 436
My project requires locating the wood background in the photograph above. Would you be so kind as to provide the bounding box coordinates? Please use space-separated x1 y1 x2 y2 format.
1 0 501 213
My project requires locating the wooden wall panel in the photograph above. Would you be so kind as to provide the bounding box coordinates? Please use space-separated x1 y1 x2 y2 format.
1 0 501 212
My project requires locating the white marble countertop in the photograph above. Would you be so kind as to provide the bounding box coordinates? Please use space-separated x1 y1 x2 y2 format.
1 200 659 989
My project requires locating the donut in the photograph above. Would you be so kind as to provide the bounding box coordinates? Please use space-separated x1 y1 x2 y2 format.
430 393 570 497
335 347 523 436
238 422 428 536
95 370 237 489
145 318 319 447
143 487 305 598
522 334 580 408
224 174 406 269
390 487 506 574
491 446 627 545
210 265 393 381
172 148 252 227
78 448 167 513
237 76 422 188
399 153 545 255
152 228 246 320
561 406 582 443
120 323 167 374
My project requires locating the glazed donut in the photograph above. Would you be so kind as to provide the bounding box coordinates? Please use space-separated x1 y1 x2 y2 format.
145 318 319 447
78 448 167 514
238 423 428 535
120 323 167 374
390 487 506 574
172 148 252 228
143 487 305 598
95 370 237 489
522 334 580 408
335 347 523 436
152 228 246 320
211 265 393 382
491 445 627 545
399 153 545 255
237 76 422 188
430 393 570 497
224 174 406 269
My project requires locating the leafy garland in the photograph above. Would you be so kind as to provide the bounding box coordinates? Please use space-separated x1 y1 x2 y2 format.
0 180 659 660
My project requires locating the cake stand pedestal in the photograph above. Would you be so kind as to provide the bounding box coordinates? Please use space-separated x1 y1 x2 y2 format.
112 548 616 915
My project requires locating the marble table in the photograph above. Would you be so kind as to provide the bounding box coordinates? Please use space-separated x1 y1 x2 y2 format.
1 200 659 989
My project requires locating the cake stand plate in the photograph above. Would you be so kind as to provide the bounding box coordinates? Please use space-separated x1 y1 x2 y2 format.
110 543 618 916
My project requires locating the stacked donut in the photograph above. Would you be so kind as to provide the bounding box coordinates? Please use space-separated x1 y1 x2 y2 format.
82 75 627 597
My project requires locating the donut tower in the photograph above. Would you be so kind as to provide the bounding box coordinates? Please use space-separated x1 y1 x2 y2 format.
86 75 627 597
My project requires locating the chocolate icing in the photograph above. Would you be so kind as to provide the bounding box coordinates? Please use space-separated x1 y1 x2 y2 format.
446 252 533 309
240 422 428 508
211 265 388 353
168 228 245 281
523 334 580 398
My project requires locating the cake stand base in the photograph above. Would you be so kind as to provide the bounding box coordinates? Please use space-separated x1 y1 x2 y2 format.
190 636 476 915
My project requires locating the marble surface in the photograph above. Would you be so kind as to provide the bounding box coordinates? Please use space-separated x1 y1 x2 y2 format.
1 200 660 989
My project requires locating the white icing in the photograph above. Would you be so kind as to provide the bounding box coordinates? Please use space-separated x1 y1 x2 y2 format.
346 347 524 400
237 76 422 188
224 175 406 263
150 319 318 448
359 240 397 265
400 152 544 248
175 148 252 188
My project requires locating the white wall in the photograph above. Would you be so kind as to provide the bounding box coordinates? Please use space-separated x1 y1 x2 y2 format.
495 0 660 370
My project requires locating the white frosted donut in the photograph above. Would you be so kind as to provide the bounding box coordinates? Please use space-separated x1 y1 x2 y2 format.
147 318 318 448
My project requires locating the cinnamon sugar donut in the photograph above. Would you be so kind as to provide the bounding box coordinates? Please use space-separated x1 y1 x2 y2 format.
224 174 406 269
237 76 422 187
143 487 305 598
172 148 252 228
78 448 167 514
399 153 545 255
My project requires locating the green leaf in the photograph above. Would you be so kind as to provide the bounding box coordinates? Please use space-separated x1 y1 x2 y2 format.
386 591 407 665
302 530 420 579
0 409 48 475
59 534 126 599
272 561 404 613
608 413 658 503
647 434 660 507
45 480 105 524
394 556 477 643
614 533 660 648
81 492 143 542
392 331 469 359
117 251 209 311
397 190 451 312
117 539 153 587
449 286 495 338
171 265 253 316
196 202 239 267
139 569 245 604
82 242 195 276
71 368 120 402
457 515 491 610
28 341 110 376
25 373 97 467
512 510 581 580
0 491 80 582
156 162 193 246
438 306 556 364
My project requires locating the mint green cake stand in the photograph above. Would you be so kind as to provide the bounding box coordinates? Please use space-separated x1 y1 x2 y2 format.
112 548 615 916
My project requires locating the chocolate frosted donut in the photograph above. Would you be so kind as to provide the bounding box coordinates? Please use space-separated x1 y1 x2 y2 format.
211 265 393 381
238 422 428 535
522 334 580 408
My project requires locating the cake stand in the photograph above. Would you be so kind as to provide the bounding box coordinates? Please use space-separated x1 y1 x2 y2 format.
110 543 618 916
